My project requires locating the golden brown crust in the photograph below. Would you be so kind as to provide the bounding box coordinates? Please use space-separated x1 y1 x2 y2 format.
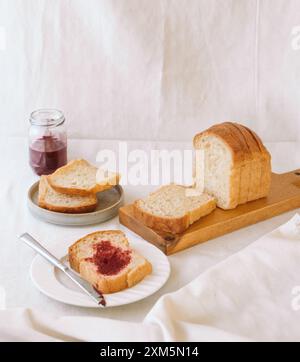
133 201 190 234
236 125 264 202
49 183 113 196
244 126 272 198
40 202 97 214
194 123 247 166
231 123 262 203
223 122 252 206
80 259 152 294
79 261 128 294
193 122 272 209
133 195 216 234
127 260 152 288
38 176 48 206
48 159 119 196
228 167 241 209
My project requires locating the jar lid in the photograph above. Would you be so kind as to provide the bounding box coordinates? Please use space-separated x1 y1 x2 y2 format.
30 109 65 127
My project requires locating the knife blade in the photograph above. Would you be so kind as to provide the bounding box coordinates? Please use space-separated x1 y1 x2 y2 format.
19 232 106 307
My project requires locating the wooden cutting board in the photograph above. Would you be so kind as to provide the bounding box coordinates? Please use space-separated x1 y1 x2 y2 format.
119 170 300 255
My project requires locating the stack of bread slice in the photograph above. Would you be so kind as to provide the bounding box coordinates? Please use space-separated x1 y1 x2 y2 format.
38 159 120 213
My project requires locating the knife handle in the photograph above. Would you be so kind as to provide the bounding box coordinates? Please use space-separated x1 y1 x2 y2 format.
19 233 67 271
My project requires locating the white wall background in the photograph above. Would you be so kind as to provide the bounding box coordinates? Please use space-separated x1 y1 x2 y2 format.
0 0 300 141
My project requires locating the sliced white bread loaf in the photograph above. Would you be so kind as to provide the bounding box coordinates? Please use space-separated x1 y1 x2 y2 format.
69 230 152 294
133 184 216 234
48 159 120 196
193 122 271 210
38 176 98 213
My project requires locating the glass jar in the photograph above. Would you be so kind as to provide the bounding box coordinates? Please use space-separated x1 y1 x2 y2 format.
29 109 67 175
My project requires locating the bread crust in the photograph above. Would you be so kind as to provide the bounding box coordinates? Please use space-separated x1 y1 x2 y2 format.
194 124 246 166
38 176 98 214
127 260 152 287
244 126 271 198
50 183 113 196
234 124 263 202
48 159 119 196
68 230 152 294
133 192 216 234
223 122 252 206
193 122 272 209
79 258 152 294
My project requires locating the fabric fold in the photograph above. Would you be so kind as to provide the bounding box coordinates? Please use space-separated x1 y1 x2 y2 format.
1 214 300 342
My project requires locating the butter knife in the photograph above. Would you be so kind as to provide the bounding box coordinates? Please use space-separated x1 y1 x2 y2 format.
19 232 106 307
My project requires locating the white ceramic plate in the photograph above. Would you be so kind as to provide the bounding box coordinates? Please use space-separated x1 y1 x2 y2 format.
30 233 171 308
27 181 124 226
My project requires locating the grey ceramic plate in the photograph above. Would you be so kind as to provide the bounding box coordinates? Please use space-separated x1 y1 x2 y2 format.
27 181 124 226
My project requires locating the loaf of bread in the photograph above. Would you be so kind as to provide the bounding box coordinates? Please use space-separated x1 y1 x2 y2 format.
48 159 120 196
38 176 98 213
69 230 152 294
193 122 271 209
133 184 216 234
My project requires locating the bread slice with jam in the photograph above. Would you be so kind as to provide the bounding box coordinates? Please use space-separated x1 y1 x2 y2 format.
69 230 152 294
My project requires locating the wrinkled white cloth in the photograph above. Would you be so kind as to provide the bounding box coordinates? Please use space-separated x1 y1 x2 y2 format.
1 214 300 342
1 0 300 142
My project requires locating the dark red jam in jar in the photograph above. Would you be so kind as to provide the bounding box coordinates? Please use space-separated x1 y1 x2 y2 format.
86 240 132 276
29 109 67 175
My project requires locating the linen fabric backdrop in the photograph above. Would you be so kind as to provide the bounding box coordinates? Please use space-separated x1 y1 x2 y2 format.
0 0 300 142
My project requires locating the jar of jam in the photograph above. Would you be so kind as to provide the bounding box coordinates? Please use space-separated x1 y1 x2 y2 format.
29 109 67 175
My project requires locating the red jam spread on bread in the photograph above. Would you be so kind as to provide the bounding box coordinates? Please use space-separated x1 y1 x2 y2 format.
86 240 132 276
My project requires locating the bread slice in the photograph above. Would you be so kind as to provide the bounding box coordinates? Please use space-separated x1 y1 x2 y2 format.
232 123 263 203
38 176 98 213
133 184 216 234
69 230 152 294
193 122 271 210
48 159 120 196
244 125 272 199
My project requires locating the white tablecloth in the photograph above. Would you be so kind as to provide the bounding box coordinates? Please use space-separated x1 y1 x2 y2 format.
0 136 299 325
1 214 300 341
